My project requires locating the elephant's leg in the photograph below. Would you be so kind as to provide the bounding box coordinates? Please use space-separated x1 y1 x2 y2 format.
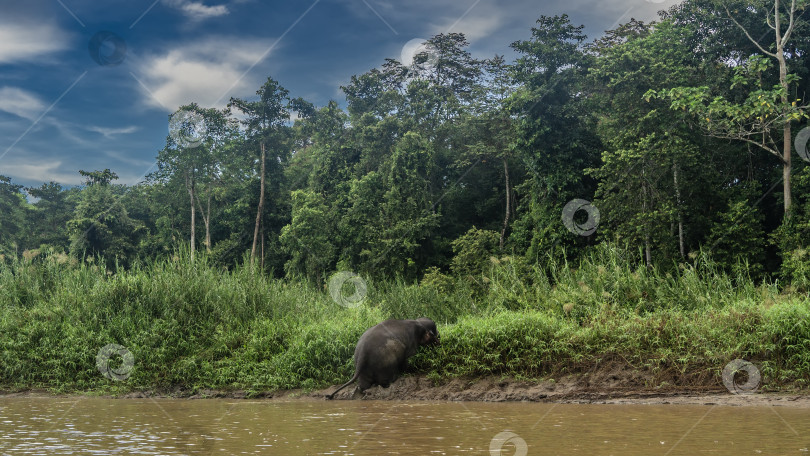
353 376 374 399
376 369 399 388
357 375 373 393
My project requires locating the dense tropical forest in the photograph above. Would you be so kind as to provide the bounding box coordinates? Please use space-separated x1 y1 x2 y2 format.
2 0 810 283
2 0 810 393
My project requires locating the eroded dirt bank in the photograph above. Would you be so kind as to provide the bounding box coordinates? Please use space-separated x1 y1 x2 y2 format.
77 376 810 407
308 360 809 406
5 363 809 406
304 372 810 407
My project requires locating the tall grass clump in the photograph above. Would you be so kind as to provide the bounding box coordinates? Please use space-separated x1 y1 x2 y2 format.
0 252 379 393
1 245 809 394
484 244 766 317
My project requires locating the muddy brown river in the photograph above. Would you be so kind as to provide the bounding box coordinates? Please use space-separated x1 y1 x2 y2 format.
0 397 808 455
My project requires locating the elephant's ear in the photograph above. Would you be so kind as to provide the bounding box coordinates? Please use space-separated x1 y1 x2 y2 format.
416 322 431 344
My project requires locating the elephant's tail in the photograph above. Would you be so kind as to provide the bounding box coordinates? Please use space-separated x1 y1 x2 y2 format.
326 373 359 400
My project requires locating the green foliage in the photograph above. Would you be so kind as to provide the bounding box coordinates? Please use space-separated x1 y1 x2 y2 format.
589 19 718 267
279 190 336 282
507 15 602 268
67 179 143 269
5 3 810 395
705 183 767 279
6 5 806 283
649 55 808 149
420 266 454 294
779 247 810 292
773 164 810 290
79 169 118 186
1 250 809 393
0 175 28 256
25 182 76 252
373 132 441 277
450 227 500 278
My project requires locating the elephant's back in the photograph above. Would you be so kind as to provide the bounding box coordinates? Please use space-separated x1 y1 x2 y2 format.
354 325 406 368
353 326 380 363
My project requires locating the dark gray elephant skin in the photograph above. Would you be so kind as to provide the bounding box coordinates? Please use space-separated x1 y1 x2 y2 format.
326 318 440 399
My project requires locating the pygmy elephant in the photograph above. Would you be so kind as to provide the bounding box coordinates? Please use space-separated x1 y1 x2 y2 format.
326 317 440 399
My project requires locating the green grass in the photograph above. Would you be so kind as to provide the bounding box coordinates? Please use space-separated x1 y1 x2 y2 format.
1 246 809 395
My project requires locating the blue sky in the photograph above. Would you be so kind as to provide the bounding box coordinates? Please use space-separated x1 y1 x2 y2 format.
0 0 674 188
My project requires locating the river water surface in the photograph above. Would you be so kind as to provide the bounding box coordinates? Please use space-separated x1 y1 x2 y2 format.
0 397 807 455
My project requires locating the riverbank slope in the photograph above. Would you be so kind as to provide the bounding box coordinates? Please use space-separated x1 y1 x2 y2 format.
2 249 809 397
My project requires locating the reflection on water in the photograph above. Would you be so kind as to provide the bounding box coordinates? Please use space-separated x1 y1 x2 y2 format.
0 397 808 455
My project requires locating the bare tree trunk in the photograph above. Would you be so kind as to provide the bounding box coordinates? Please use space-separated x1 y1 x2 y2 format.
206 193 212 252
187 173 196 262
778 53 792 215
673 163 685 258
642 178 651 268
644 234 652 267
499 157 511 250
260 218 265 269
775 0 792 215
784 123 792 215
251 142 266 264
195 189 212 252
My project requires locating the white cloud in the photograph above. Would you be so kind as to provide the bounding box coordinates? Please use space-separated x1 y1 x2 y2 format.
339 0 509 43
86 125 139 138
1 150 154 185
134 36 275 112
0 159 79 185
164 0 229 21
432 6 507 42
0 87 46 121
346 0 668 45
0 21 70 64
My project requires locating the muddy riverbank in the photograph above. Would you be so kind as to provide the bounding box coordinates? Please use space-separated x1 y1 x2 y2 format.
6 374 810 407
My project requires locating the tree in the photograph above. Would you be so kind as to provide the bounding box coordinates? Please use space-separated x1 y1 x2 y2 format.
229 77 303 266
508 14 600 261
67 171 142 268
725 0 808 214
406 33 483 128
79 169 118 186
651 0 809 216
461 56 520 249
0 175 28 257
152 104 234 262
25 182 76 252
279 190 335 282
342 62 407 120
374 132 441 277
190 107 237 254
706 183 767 277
